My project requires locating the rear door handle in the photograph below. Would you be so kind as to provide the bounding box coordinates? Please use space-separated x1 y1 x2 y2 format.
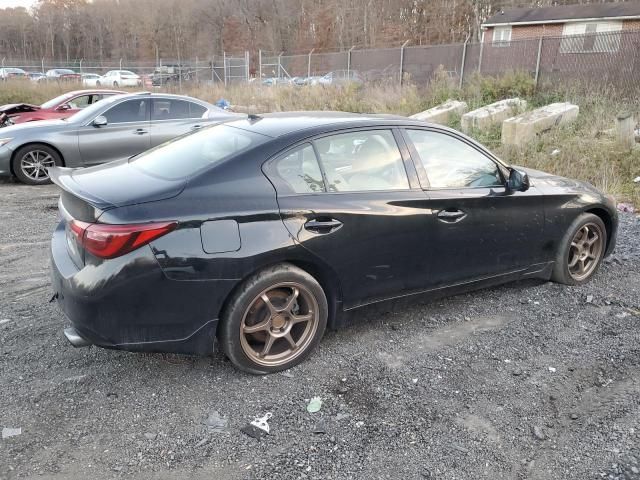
304 218 343 234
134 128 148 135
436 209 467 223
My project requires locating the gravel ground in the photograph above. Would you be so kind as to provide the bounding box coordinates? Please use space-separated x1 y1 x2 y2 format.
0 181 639 480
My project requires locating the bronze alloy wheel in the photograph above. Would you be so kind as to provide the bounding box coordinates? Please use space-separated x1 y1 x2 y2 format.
567 222 604 282
240 282 319 367
20 150 56 181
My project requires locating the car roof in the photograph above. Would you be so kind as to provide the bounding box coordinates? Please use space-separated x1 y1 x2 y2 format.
224 111 437 138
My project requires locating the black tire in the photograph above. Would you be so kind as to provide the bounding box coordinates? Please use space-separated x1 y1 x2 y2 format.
219 263 328 374
551 213 607 286
12 143 63 185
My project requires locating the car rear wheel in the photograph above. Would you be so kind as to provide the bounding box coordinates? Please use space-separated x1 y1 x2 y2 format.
219 264 327 374
551 213 607 285
12 144 63 185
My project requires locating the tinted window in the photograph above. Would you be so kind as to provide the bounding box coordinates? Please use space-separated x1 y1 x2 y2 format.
103 99 148 123
314 130 409 192
152 99 206 120
406 130 502 189
130 125 269 180
274 144 325 194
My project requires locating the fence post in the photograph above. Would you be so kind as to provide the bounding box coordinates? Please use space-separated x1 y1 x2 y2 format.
478 41 484 74
41 57 44 73
211 55 215 82
307 48 314 78
1 58 5 68
119 58 122 70
245 51 250 82
459 36 469 88
347 46 355 77
195 56 198 83
223 51 227 86
534 36 543 89
399 40 410 86
277 52 283 80
258 49 262 80
79 58 83 75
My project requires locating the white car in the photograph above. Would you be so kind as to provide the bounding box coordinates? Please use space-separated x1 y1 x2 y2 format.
97 70 142 88
81 73 101 87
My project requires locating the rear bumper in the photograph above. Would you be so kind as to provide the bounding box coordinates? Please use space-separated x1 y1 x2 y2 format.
50 222 235 355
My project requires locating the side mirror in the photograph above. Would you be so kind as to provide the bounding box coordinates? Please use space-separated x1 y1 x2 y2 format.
57 104 71 111
92 115 108 127
507 168 530 192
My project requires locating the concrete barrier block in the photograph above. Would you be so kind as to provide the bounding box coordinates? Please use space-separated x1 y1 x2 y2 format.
501 102 579 146
410 99 468 125
461 98 527 133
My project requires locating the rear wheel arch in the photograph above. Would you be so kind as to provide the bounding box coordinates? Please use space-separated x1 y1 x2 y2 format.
217 258 343 333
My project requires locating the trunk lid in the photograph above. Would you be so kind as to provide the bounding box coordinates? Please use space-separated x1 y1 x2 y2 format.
49 161 186 211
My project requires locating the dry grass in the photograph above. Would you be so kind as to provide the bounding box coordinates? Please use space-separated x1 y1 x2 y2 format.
1 77 638 204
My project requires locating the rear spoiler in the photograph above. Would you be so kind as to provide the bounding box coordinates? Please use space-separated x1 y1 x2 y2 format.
48 166 115 211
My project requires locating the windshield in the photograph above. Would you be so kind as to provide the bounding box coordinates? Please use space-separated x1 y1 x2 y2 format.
130 124 269 180
41 93 74 109
65 94 125 124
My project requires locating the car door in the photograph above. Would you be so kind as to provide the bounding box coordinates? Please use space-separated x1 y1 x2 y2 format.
401 127 547 288
77 98 151 166
265 128 434 309
149 98 208 147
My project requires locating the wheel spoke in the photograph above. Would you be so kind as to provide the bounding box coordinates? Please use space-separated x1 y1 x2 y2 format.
568 253 579 268
282 287 299 313
284 333 297 350
243 318 271 334
291 312 313 325
586 233 599 246
260 293 278 316
578 258 586 274
260 334 276 357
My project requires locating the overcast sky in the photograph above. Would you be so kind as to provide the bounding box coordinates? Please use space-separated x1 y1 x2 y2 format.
0 0 38 8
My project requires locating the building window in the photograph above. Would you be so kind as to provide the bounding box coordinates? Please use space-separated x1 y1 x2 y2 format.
492 26 512 46
560 21 622 53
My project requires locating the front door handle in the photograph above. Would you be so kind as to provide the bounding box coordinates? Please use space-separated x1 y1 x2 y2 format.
134 128 148 135
304 218 343 234
436 209 467 223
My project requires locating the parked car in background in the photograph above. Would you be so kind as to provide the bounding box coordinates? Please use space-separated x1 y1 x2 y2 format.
0 68 28 80
81 73 101 87
151 65 192 86
318 70 363 86
28 72 46 83
0 90 123 128
0 92 240 184
97 70 142 88
45 69 81 82
46 112 618 374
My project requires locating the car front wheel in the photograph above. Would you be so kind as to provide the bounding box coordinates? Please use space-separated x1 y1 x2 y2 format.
219 264 328 374
551 213 607 285
12 143 63 185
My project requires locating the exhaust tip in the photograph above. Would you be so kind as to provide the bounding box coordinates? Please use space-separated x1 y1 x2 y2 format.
64 327 92 348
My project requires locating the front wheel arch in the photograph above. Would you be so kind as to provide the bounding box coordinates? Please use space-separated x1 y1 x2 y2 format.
585 207 613 253
10 142 66 176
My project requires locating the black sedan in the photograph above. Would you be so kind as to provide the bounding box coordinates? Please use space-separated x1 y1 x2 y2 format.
50 112 618 374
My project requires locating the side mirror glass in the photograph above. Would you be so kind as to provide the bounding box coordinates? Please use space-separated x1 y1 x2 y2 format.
92 115 108 127
507 169 530 192
57 104 71 111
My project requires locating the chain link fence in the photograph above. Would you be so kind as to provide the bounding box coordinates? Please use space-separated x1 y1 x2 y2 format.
2 29 639 92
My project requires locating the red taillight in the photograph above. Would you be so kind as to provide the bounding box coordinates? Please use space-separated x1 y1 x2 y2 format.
69 220 177 259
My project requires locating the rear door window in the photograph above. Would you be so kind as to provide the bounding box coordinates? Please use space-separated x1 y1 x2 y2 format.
271 144 325 194
152 99 206 120
313 130 409 192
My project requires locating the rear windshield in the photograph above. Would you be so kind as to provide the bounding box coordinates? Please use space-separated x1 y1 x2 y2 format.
129 124 269 180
